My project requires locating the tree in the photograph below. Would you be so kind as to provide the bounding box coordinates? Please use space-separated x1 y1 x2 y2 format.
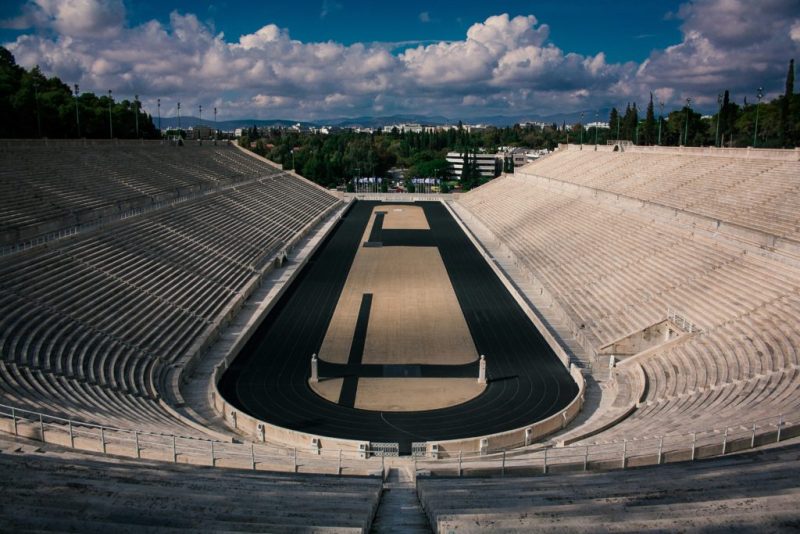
0 47 159 139
644 94 656 145
780 58 795 147
609 107 619 141
621 103 638 142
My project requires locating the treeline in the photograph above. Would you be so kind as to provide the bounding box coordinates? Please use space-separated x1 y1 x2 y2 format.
0 47 158 139
241 122 582 190
605 59 799 148
246 59 798 189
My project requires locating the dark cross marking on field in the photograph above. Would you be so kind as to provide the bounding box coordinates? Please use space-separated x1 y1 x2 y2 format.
333 292 481 409
363 211 385 247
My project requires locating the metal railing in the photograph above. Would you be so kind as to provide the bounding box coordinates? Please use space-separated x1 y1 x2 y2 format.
0 404 382 476
667 308 697 333
2 403 797 480
414 410 799 477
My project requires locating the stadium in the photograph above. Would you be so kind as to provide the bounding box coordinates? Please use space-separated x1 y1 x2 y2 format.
1 137 799 531
2 0 800 531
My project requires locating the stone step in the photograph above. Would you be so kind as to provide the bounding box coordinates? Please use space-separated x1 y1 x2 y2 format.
370 468 431 533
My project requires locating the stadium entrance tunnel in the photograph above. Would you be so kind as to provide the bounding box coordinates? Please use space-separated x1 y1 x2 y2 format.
217 200 579 455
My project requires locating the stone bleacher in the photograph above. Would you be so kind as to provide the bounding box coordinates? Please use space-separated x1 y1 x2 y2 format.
0 141 285 248
0 142 341 438
519 147 800 240
457 148 800 443
418 443 800 532
0 435 381 532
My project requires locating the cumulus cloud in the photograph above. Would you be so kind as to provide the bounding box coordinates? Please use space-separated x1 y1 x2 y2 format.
1 0 124 38
636 0 800 104
1 0 797 119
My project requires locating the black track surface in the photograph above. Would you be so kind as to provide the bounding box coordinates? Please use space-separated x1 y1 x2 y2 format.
219 201 578 453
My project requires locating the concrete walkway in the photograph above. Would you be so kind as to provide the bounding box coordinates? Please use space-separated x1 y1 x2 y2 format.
371 464 431 533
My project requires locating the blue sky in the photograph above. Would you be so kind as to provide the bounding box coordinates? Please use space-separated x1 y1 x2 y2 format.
127 1 683 63
1 1 798 120
1 1 684 62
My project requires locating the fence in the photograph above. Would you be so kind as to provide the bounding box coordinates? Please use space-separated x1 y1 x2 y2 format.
0 403 382 476
2 403 798 479
667 308 698 333
414 410 800 477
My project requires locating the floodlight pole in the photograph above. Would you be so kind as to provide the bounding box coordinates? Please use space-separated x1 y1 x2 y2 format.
74 84 80 138
683 97 691 146
33 82 41 138
753 87 764 148
177 101 181 133
715 93 723 147
108 89 113 139
134 94 139 139
594 111 599 146
214 107 217 139
580 112 584 147
157 98 161 133
616 113 620 142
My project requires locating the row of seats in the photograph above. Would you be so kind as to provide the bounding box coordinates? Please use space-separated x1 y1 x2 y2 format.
0 435 382 532
0 145 340 436
458 164 800 442
0 142 283 245
521 149 800 239
418 443 800 532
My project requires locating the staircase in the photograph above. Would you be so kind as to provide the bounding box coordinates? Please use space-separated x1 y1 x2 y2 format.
371 466 431 533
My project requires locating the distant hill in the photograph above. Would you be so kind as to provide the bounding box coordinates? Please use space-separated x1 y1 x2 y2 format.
158 110 614 131
158 117 315 130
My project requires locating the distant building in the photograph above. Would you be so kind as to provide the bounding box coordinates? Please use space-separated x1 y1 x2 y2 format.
446 151 498 179
386 123 424 133
585 121 610 129
526 149 550 163
187 125 214 140
520 121 549 129
498 147 529 168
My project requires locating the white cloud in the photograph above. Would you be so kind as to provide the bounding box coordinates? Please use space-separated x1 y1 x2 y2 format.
1 2 796 119
635 0 800 104
791 20 800 43
1 0 124 38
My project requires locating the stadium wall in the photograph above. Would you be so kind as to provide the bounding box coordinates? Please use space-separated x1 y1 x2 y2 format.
557 142 800 161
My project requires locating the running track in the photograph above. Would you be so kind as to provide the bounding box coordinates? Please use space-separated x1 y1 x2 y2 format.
219 201 578 453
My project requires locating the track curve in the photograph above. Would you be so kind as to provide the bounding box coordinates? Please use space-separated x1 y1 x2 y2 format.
219 201 578 453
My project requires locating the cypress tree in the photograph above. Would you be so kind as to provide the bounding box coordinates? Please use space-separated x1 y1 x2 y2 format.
780 59 794 147
644 93 656 145
609 107 619 141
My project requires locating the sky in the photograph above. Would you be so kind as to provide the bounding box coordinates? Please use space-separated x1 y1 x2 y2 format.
1 0 798 121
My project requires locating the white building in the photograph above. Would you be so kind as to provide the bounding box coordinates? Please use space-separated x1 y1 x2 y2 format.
499 148 529 168
386 123 424 133
446 151 498 179
585 121 610 129
526 149 550 163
